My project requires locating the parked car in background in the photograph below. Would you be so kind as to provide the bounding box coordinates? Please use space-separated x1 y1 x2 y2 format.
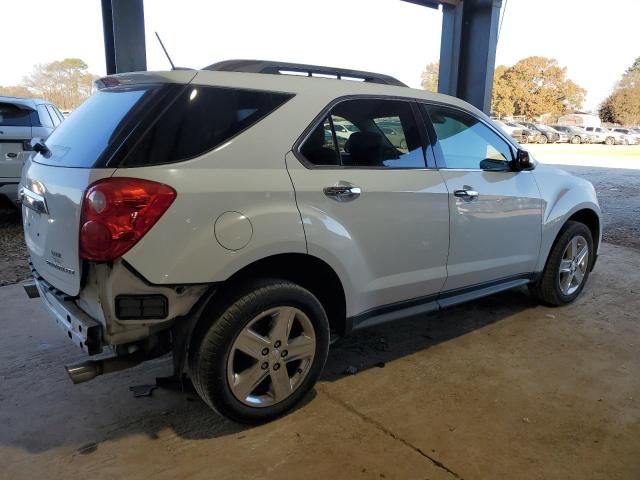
550 125 593 144
493 119 525 143
521 123 560 144
507 122 540 144
610 128 640 145
0 96 64 204
583 126 623 145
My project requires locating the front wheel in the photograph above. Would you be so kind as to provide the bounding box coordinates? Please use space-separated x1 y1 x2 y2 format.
571 136 581 144
529 221 593 306
538 135 548 144
189 278 330 424
605 137 614 146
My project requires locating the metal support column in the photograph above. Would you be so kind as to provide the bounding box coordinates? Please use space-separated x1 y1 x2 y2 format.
101 0 147 74
438 0 502 113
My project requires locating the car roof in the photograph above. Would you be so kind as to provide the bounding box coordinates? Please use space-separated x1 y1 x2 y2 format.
0 95 52 109
102 68 487 120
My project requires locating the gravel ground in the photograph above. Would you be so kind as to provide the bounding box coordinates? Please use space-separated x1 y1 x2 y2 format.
1 145 638 286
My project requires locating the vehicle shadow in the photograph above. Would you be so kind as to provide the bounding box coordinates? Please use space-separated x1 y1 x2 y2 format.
0 285 535 455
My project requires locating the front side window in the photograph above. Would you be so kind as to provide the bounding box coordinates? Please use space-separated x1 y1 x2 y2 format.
300 98 425 169
426 106 514 170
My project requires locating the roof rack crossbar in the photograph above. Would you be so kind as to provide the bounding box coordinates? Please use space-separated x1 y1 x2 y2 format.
204 60 407 87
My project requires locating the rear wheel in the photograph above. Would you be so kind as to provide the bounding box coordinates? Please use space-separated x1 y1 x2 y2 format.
571 135 581 144
189 278 330 424
605 136 614 146
529 221 593 306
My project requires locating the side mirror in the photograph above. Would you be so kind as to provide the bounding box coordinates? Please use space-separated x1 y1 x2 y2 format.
480 158 509 171
513 148 535 171
30 138 51 158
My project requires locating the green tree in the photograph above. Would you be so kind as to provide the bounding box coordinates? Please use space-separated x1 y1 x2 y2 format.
22 58 97 110
599 63 640 125
491 56 586 118
420 61 439 92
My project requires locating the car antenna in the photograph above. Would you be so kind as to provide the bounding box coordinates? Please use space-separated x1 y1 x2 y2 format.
155 32 176 70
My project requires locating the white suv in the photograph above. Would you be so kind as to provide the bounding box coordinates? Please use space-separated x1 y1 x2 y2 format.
0 96 64 203
20 60 601 423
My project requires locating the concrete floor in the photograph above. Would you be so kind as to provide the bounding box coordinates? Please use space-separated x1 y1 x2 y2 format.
1 243 639 480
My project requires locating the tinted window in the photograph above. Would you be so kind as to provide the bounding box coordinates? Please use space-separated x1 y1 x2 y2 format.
46 105 61 127
300 117 340 166
35 85 159 167
301 99 425 168
427 106 514 170
37 105 54 128
0 103 32 127
123 86 293 166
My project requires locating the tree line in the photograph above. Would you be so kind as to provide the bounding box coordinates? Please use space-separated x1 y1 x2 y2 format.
421 56 640 125
0 58 97 111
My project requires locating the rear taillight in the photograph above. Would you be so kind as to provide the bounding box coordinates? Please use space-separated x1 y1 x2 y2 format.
79 178 176 262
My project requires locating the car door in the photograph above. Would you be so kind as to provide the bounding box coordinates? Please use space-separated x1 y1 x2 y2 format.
286 97 450 317
421 104 543 291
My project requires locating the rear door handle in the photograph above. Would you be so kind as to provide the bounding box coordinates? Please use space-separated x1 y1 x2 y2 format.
323 183 361 202
453 189 479 200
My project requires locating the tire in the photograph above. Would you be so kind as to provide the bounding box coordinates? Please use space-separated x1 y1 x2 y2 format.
189 278 330 424
520 136 528 144
529 221 594 307
571 135 581 145
605 137 614 146
538 135 548 144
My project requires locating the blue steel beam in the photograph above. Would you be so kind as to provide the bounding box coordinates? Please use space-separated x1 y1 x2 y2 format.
101 0 147 74
438 0 502 113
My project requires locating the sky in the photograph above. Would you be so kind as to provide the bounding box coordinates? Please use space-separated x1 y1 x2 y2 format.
1 0 638 111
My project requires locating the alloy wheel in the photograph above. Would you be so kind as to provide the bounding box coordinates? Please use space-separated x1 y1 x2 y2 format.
558 235 589 296
227 306 316 407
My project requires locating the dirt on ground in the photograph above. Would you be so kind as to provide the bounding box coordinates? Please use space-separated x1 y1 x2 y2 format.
0 202 28 287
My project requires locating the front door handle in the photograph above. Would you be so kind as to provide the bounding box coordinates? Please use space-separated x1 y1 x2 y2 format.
453 189 479 200
324 183 361 202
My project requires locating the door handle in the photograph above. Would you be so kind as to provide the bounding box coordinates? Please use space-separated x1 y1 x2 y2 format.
453 189 479 200
323 183 361 202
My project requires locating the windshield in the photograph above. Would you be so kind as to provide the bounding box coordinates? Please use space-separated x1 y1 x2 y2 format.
35 85 160 167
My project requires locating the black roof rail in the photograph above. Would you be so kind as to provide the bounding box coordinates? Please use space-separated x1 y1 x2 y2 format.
204 59 408 87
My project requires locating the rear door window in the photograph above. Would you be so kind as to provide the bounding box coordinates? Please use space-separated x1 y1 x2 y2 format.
0 103 32 127
300 98 426 169
122 86 294 166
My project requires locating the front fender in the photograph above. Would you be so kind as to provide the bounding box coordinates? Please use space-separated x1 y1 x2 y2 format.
533 165 601 272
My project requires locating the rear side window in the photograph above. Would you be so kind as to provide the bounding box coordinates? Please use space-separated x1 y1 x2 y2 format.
0 103 32 127
301 98 425 169
122 86 293 166
46 105 61 127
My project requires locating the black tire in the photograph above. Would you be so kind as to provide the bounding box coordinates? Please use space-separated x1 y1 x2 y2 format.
605 137 614 146
571 135 581 144
538 135 548 144
189 278 330 424
529 221 594 306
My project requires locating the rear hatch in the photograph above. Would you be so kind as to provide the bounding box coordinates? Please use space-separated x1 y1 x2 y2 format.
0 101 32 180
21 73 194 295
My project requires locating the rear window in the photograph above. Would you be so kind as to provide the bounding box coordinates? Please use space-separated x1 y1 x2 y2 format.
35 85 161 167
35 84 293 168
121 85 293 166
0 103 32 127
